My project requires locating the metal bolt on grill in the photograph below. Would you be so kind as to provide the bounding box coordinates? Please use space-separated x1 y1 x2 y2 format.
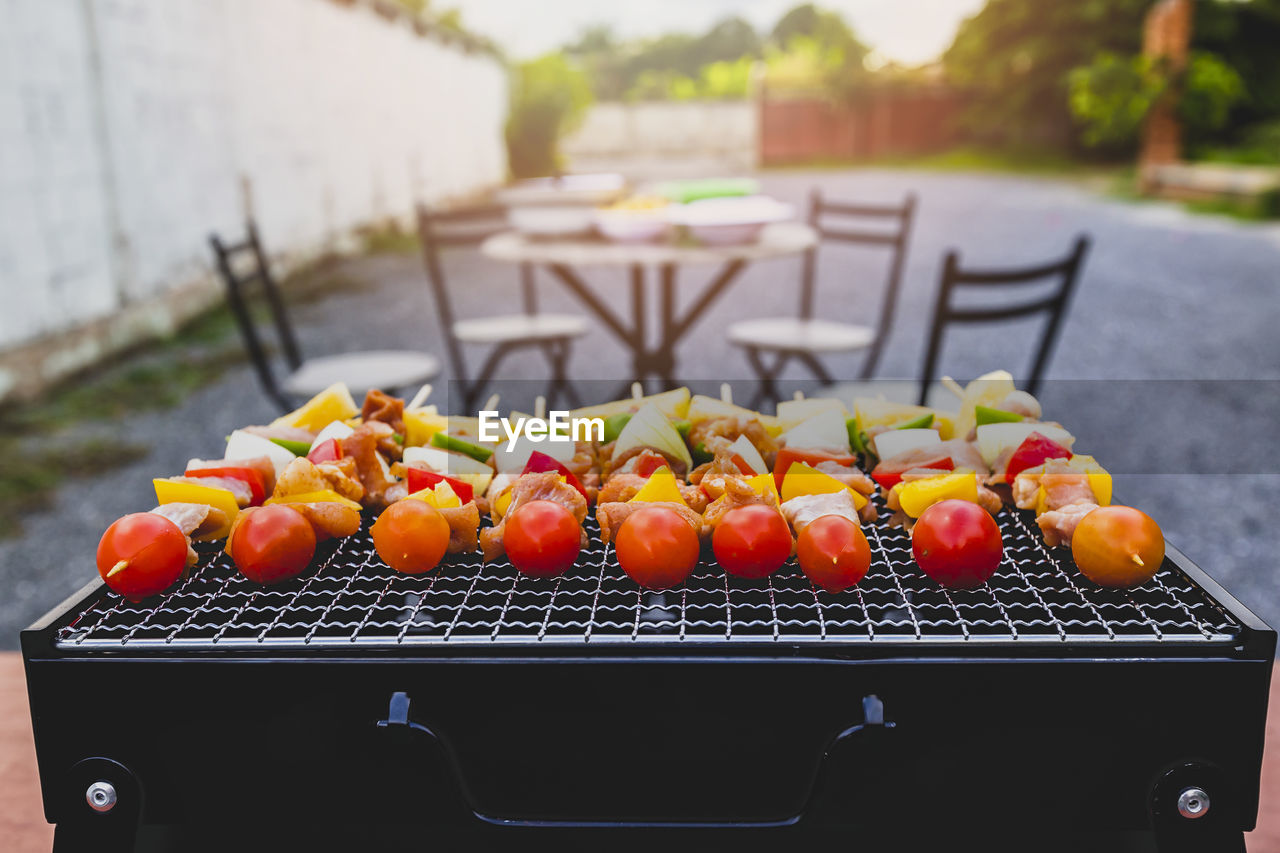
55 503 1240 650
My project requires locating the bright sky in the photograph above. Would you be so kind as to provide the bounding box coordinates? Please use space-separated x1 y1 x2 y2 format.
451 0 988 66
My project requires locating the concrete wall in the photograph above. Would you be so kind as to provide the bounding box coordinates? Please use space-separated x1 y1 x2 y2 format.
561 101 757 175
0 0 507 400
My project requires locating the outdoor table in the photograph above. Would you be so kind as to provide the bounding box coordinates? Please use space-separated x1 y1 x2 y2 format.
480 222 818 388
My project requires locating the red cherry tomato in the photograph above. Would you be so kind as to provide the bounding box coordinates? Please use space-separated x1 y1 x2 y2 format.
96 513 190 599
911 499 1003 589
796 515 871 593
505 500 581 578
229 505 317 584
712 504 792 579
615 506 700 589
371 499 451 574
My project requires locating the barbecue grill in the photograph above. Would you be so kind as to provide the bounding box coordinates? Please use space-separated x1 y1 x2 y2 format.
22 499 1274 852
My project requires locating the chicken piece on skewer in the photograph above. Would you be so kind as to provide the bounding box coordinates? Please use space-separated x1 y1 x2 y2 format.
596 500 707 546
687 416 779 470
339 422 403 506
780 491 863 534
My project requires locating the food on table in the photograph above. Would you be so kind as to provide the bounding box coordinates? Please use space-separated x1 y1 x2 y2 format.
615 505 701 589
503 499 583 578
371 500 450 574
911 500 1003 589
1071 506 1164 588
796 515 870 593
227 505 317 585
712 504 793 579
96 513 191 599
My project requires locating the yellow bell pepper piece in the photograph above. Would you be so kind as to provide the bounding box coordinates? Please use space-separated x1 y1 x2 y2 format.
746 472 780 501
896 470 978 518
629 467 687 505
266 490 363 511
403 407 448 448
779 463 868 509
271 383 359 432
153 479 239 540
406 481 462 509
492 489 513 519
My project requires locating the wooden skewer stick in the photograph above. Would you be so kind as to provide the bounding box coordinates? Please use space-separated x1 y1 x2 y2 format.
534 395 547 420
1131 554 1145 567
631 382 643 400
407 383 433 410
941 376 966 399
793 390 805 401
482 393 500 414
720 383 733 405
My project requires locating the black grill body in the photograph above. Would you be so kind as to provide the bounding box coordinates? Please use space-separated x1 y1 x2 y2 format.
22 508 1275 852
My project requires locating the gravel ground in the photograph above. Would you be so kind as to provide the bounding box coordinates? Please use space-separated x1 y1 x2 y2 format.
3 168 1278 646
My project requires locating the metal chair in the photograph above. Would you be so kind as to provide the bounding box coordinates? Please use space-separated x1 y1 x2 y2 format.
918 236 1090 406
210 221 440 412
416 203 587 412
727 190 916 408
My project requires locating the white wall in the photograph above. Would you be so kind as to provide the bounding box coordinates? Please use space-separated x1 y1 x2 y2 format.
0 0 507 370
561 101 757 174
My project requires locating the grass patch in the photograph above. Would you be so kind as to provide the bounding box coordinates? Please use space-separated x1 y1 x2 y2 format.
0 437 149 539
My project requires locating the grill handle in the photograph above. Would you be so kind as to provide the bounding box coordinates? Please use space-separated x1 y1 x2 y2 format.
377 690 897 828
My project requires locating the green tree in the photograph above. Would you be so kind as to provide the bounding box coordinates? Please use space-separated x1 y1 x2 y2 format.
944 0 1154 150
505 54 593 179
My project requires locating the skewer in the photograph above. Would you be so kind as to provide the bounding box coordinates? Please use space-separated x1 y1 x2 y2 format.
534 395 547 420
941 376 966 399
406 383 433 410
720 383 733 405
1132 555 1145 567
631 382 643 400
482 393 500 414
793 390 805 401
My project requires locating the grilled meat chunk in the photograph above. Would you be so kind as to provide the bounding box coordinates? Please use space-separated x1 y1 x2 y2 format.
780 491 862 533
595 500 706 546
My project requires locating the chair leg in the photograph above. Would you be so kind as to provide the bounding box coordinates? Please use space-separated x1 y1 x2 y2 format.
542 340 581 409
744 348 786 410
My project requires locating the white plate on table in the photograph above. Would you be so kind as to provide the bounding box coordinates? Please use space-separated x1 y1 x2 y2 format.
593 208 671 244
668 196 795 245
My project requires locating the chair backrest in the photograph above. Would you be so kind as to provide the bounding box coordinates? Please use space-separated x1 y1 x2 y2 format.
209 221 301 411
802 189 917 380
415 202 535 383
918 235 1090 405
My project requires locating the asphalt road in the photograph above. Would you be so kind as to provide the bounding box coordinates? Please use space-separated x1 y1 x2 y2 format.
3 168 1278 646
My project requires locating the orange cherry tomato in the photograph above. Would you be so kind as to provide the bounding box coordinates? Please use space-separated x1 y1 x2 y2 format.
505 500 581 578
911 499 1002 589
371 500 450 574
712 504 792 579
229 505 317 584
796 515 871 593
1072 505 1164 588
616 506 700 589
96 513 190 599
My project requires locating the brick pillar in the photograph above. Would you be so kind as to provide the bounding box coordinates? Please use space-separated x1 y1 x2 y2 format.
1138 0 1192 189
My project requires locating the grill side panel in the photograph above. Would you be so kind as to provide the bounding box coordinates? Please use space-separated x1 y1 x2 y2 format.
23 656 1274 832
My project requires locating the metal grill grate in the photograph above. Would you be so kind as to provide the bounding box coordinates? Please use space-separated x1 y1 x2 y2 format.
55 504 1241 650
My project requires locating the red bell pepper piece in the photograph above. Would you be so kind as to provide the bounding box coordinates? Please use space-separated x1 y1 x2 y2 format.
773 448 859 491
182 466 266 506
405 467 474 504
306 438 343 465
1003 432 1072 483
634 453 671 478
523 451 588 501
871 454 955 490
